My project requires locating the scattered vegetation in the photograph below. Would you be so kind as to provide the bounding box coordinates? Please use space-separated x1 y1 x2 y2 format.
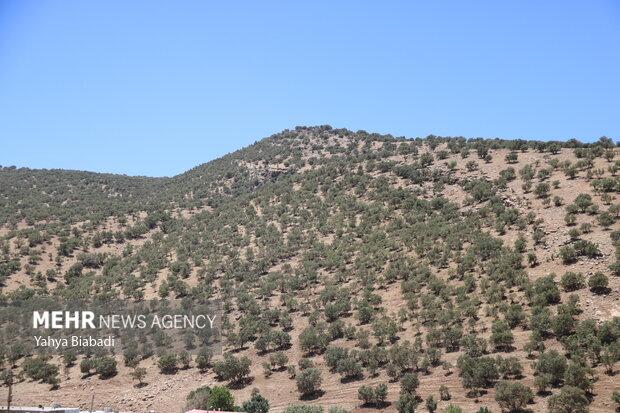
0 127 618 412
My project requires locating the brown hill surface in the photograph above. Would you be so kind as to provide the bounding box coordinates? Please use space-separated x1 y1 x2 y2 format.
1 127 619 413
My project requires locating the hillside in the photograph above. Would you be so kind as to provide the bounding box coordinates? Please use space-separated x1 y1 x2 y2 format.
1 126 619 413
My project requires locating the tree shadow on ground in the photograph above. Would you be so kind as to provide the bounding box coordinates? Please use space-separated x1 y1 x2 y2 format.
229 376 254 389
299 390 325 401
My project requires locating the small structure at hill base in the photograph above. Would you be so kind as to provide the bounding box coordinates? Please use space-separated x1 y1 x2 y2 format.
0 407 80 413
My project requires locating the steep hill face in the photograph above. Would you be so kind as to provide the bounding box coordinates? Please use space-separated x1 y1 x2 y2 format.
1 127 619 413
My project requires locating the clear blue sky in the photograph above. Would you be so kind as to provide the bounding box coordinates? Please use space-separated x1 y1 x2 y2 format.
0 1 618 176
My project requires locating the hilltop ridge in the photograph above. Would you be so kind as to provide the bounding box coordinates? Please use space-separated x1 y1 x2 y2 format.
0 126 609 225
